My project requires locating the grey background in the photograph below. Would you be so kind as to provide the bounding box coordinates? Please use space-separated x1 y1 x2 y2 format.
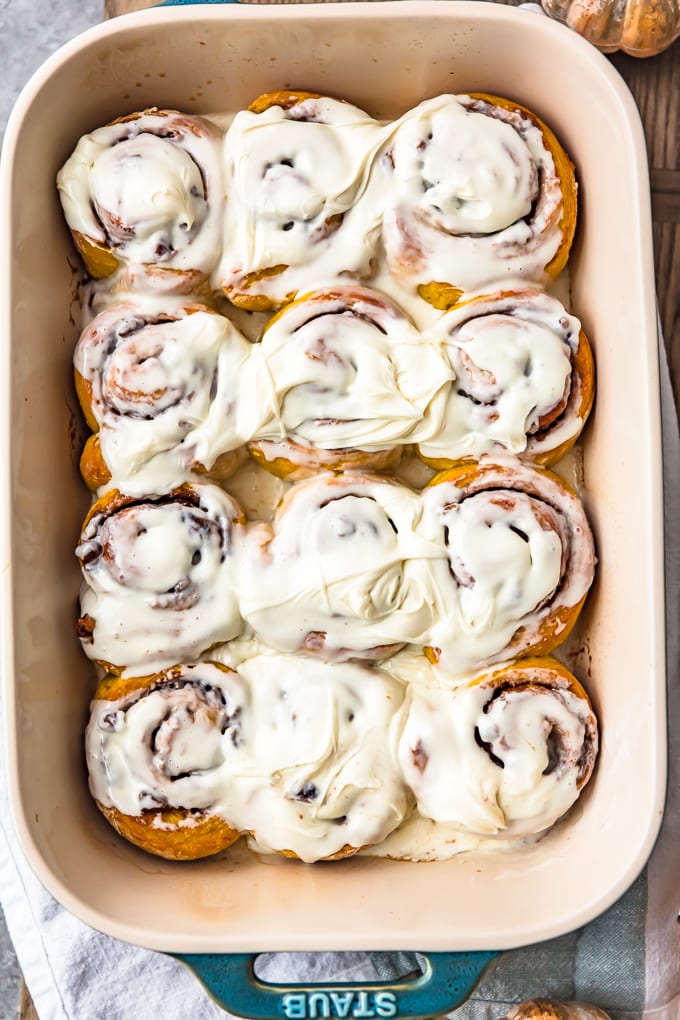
1 3 102 1012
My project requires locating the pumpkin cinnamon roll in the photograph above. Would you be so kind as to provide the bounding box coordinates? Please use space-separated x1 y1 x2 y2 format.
380 93 577 307
235 472 440 660
218 91 384 310
221 654 410 862
246 285 451 479
417 288 594 468
395 657 598 838
85 663 245 860
74 297 252 491
57 109 224 289
422 457 596 674
76 483 246 673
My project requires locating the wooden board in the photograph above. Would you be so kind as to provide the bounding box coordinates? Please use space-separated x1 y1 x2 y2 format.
16 4 680 1016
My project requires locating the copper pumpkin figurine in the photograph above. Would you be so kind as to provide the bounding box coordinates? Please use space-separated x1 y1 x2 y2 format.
502 1000 612 1020
541 0 680 56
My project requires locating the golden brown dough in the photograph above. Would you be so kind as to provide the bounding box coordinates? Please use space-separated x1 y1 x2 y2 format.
89 664 243 861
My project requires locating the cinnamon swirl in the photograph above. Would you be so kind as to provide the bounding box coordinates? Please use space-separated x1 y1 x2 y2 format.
86 663 244 860
76 483 246 673
422 457 596 673
417 288 594 468
380 93 577 306
74 297 252 491
246 285 451 478
57 109 224 289
395 657 598 837
218 91 384 310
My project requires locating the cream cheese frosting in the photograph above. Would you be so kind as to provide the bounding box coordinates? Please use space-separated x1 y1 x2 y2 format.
391 660 599 844
244 285 452 451
418 289 585 463
421 457 596 674
77 485 245 672
394 675 596 837
86 656 410 862
57 110 224 278
75 297 254 489
86 663 247 816
380 94 567 292
221 654 410 860
217 95 386 306
233 473 443 658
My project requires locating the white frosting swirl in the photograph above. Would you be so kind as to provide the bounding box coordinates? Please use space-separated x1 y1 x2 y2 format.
381 94 567 292
77 484 245 672
86 663 247 816
75 297 253 486
57 110 224 276
395 668 597 837
244 286 452 451
217 95 385 305
418 289 586 463
221 655 409 860
234 473 443 658
421 457 596 673
387 98 537 236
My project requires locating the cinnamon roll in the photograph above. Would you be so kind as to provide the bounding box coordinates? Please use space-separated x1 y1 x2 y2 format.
422 457 596 673
380 94 577 306
86 655 410 863
246 285 451 479
86 663 244 860
417 288 594 468
235 473 440 660
76 483 246 673
395 657 598 837
57 109 224 289
221 654 410 862
74 297 252 491
218 91 384 310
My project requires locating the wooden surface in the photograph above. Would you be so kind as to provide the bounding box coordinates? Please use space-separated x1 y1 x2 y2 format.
19 984 38 1020
17 3 679 1019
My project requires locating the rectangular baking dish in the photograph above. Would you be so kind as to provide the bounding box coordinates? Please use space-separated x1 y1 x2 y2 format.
0 1 665 953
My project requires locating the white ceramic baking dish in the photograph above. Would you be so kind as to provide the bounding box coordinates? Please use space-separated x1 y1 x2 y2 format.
0 1 665 955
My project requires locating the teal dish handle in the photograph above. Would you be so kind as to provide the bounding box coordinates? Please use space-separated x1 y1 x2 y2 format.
174 951 500 1019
